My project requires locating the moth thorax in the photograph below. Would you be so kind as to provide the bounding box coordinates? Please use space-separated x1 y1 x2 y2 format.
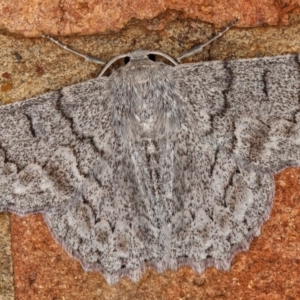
134 95 157 132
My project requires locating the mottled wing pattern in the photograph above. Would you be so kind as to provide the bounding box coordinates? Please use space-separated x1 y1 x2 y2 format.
0 91 78 214
175 55 300 171
44 83 144 284
0 76 150 283
0 78 108 214
170 54 300 271
225 55 300 172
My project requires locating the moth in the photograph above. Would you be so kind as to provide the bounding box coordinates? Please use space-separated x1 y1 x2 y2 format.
1 19 300 284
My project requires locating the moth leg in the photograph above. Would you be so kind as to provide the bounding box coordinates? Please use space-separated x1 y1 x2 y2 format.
177 18 239 62
42 34 105 65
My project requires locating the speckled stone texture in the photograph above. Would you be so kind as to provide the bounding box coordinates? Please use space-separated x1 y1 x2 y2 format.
0 213 14 300
0 6 300 300
0 0 300 36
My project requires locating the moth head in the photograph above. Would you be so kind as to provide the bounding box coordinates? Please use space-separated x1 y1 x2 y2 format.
99 50 178 77
124 50 157 62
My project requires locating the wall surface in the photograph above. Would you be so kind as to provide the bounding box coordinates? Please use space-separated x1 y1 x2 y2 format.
0 1 300 299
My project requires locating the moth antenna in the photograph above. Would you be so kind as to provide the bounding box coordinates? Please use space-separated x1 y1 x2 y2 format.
42 34 106 65
177 18 240 62
98 54 132 77
149 51 179 66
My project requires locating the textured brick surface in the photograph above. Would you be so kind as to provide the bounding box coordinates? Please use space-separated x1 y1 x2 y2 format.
0 5 300 300
0 213 14 300
0 0 300 36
